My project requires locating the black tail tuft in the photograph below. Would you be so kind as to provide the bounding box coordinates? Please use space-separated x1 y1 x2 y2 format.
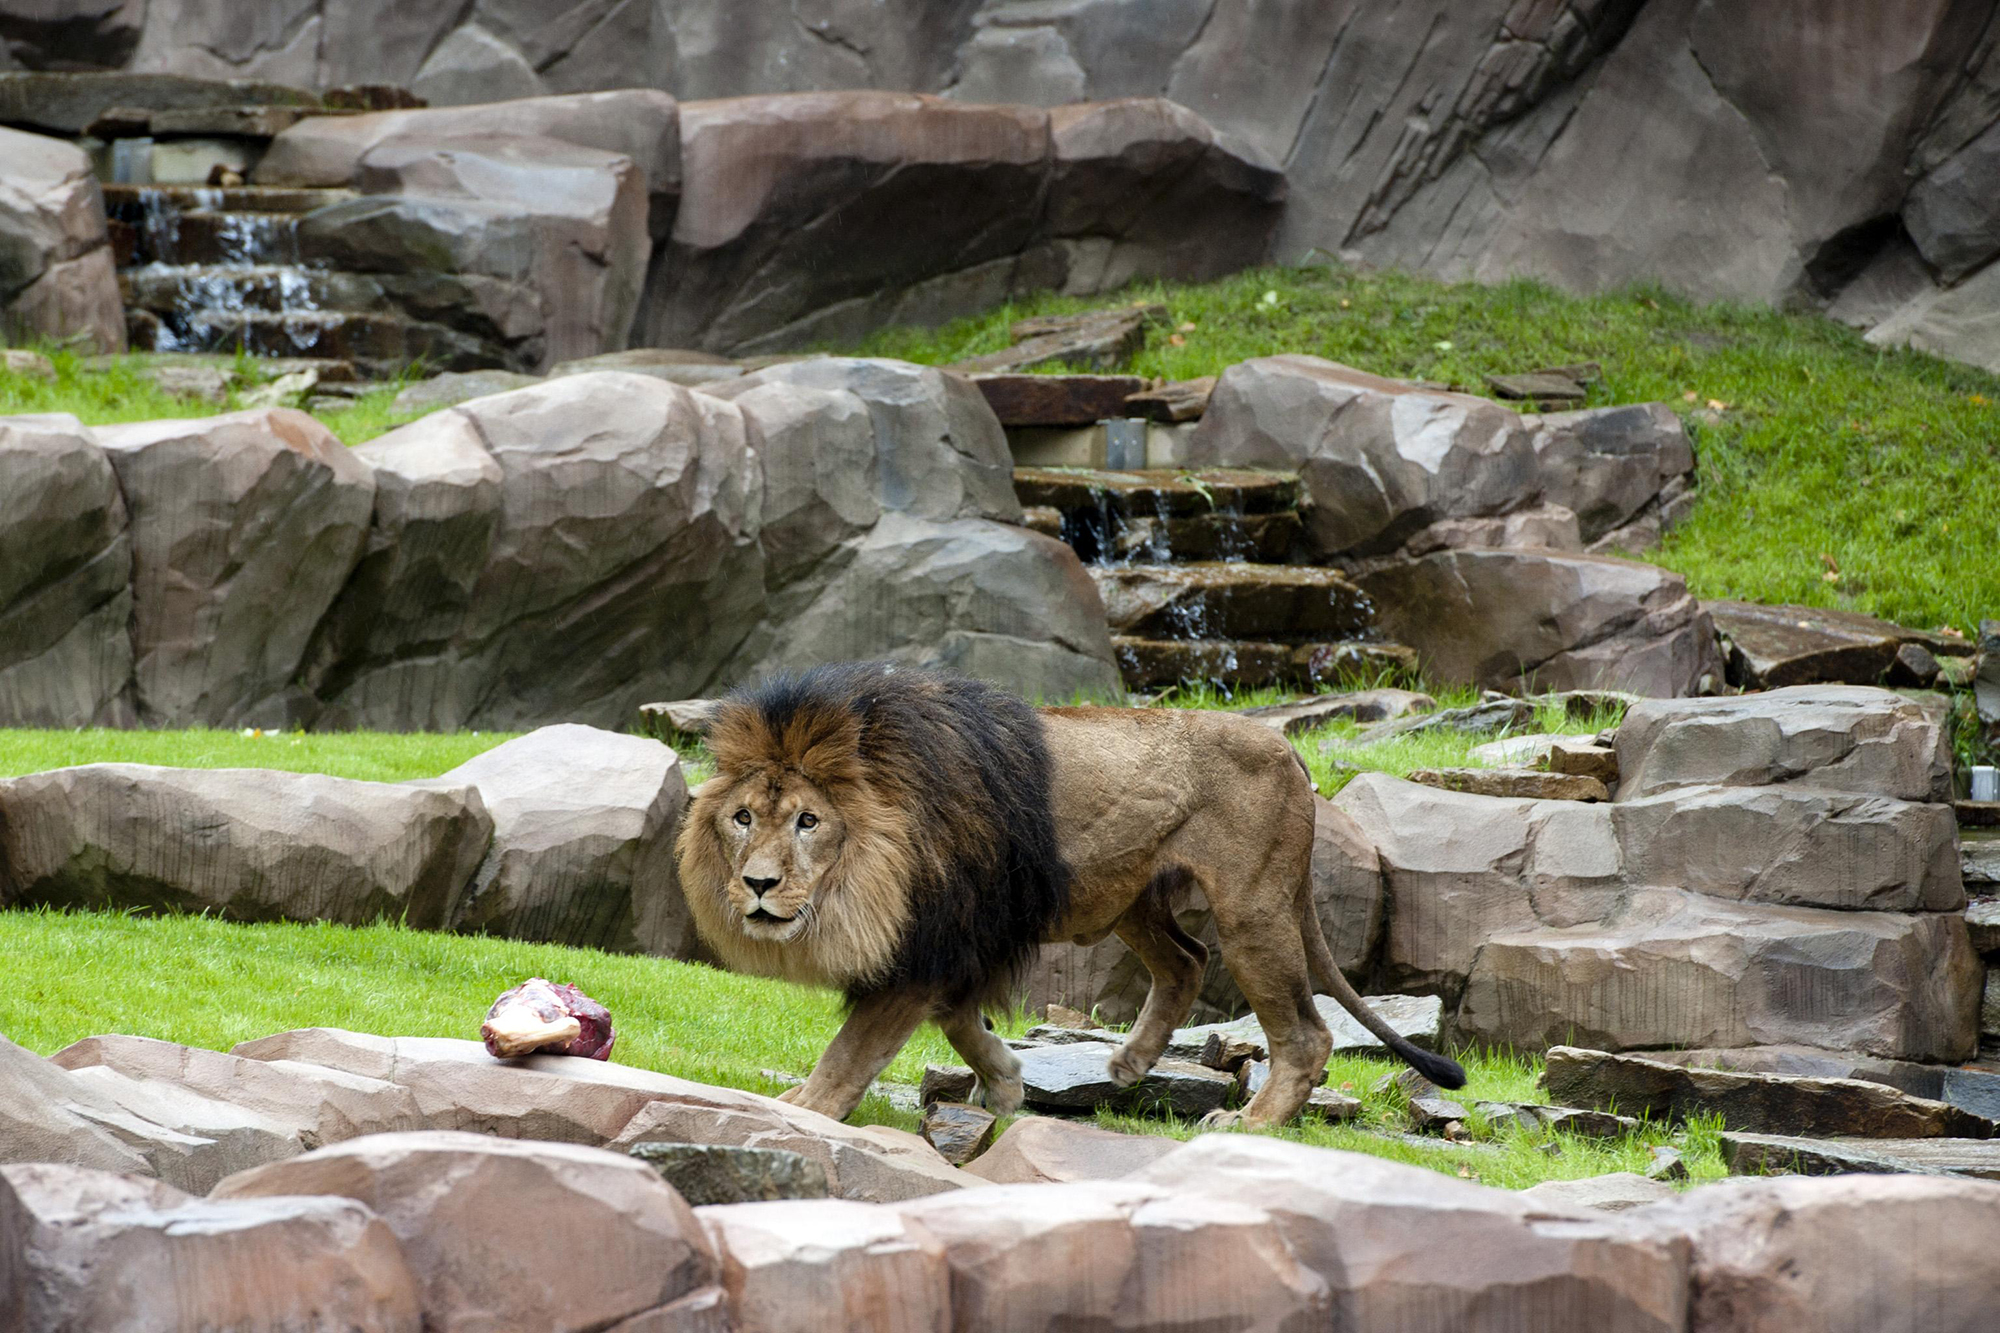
1403 1043 1468 1091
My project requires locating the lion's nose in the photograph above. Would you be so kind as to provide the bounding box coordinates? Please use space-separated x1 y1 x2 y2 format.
742 875 780 894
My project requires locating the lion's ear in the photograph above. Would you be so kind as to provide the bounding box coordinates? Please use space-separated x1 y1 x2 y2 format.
686 776 723 803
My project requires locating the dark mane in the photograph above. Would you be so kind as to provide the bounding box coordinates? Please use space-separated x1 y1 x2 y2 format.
715 661 1072 1008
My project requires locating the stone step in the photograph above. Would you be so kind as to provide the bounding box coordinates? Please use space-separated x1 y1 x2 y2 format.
102 183 355 215
1067 509 1300 564
109 207 305 268
121 263 347 315
128 308 494 378
1012 467 1299 518
1111 637 1417 690
1090 561 1374 640
1722 1131 2000 1180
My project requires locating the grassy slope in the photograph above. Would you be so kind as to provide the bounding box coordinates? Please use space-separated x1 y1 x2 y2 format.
0 729 516 782
0 909 1723 1190
853 265 2000 637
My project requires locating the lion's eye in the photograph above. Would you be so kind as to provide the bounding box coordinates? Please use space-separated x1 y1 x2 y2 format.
797 812 819 831
733 809 752 827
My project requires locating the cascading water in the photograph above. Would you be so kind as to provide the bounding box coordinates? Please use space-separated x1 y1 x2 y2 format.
1013 466 1414 692
115 184 326 356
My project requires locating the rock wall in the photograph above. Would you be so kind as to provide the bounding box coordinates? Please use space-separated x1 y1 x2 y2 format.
0 361 1120 730
19 1 2000 370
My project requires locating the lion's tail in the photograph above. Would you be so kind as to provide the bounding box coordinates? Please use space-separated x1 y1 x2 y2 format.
1297 870 1468 1092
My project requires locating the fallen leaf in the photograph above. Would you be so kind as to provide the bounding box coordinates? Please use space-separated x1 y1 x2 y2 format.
1433 340 1454 352
1706 398 1728 411
1682 390 1699 402
1940 625 1965 638
1972 393 1990 406
1176 321 1197 333
1455 1163 1474 1179
1821 571 1841 585
1339 298 1351 309
1168 333 1186 347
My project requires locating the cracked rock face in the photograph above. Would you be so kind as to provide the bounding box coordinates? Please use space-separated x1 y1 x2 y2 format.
0 126 124 352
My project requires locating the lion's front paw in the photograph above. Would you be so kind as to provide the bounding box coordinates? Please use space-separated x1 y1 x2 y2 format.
1107 1042 1156 1088
976 1073 1025 1117
1197 1108 1245 1131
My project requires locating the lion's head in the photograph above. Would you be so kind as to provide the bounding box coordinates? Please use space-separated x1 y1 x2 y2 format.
674 663 1070 1004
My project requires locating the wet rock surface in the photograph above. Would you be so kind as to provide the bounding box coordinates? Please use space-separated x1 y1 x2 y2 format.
628 1142 830 1205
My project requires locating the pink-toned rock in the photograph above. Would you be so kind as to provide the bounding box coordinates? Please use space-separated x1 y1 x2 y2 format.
1132 1136 1689 1331
0 1161 421 1332
1636 1174 2000 1333
0 127 124 352
214 1131 717 1333
898 1178 1330 1331
701 1199 950 1333
962 1116 1181 1185
230 1029 977 1202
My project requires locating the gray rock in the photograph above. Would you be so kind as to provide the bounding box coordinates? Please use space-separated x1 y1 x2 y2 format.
388 368 541 413
1610 784 1963 914
433 725 693 957
1614 685 1956 803
1970 897 2000 955
1905 118 2000 283
1458 887 1982 1063
1707 600 1947 690
629 1142 830 1205
1519 1172 1678 1213
1543 1046 1995 1139
1645 1146 1687 1181
409 23 547 108
1407 1093 1470 1134
1718 1132 2000 1181
696 1199 949 1333
0 125 124 351
95 408 375 727
1174 993 1443 1063
957 303 1162 374
1531 1105 1642 1139
0 414 131 727
1016 1041 1233 1118
0 1033 157 1179
918 1103 996 1166
548 347 742 387
1235 688 1436 736
1406 767 1610 802
0 1162 422 1333
1355 546 1723 698
920 1065 978 1108
0 72 318 136
0 764 492 931
1183 357 1694 557
1644 1173 2000 1332
961 1115 1181 1185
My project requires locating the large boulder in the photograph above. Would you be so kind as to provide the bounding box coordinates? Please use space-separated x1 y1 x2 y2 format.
0 1162 422 1333
0 125 123 351
310 373 762 731
1043 98 1284 291
0 413 131 727
645 91 1050 353
1610 785 1962 914
94 408 375 728
1615 686 1956 803
1457 886 1981 1062
0 764 493 930
1127 1135 1689 1331
896 1177 1334 1331
700 1199 951 1333
1183 357 1695 557
229 1029 978 1203
213 1131 720 1333
434 725 694 958
1354 547 1723 697
0 1033 157 1179
1635 1175 2000 1333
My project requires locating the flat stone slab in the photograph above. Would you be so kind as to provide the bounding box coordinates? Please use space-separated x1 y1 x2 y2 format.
1090 561 1372 640
973 373 1147 426
1963 837 2000 889
1015 1043 1232 1119
1112 637 1417 691
1544 1046 1996 1138
1707 601 1966 689
1235 688 1435 737
1124 376 1214 422
1407 767 1610 802
1722 1131 2000 1180
1172 993 1444 1061
953 305 1163 374
1485 371 1587 402
1519 1172 1677 1213
627 1142 830 1204
1968 896 2000 955
1011 466 1298 517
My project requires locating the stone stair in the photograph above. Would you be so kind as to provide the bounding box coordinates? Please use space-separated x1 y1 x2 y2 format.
103 183 506 378
1014 467 1416 691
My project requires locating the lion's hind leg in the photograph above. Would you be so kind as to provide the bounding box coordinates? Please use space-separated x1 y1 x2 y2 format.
1105 871 1209 1088
1201 897 1332 1131
939 1002 1025 1115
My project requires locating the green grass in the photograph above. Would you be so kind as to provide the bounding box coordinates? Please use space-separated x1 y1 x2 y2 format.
0 908 1725 1187
0 345 425 445
0 729 518 783
850 264 2000 636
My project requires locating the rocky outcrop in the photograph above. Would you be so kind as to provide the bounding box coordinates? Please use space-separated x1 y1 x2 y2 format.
97 408 376 728
1355 547 1722 698
1707 601 1971 691
213 1132 722 1333
433 726 693 958
1185 358 1696 559
0 414 131 728
0 125 123 351
0 764 493 930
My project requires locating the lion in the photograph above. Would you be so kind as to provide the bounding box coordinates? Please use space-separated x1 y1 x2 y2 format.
676 661 1465 1130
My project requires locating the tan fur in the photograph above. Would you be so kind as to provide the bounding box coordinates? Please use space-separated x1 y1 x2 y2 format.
682 701 1350 1129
